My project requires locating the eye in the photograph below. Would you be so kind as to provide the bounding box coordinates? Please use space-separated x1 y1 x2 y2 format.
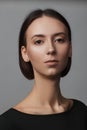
55 38 65 43
34 40 44 45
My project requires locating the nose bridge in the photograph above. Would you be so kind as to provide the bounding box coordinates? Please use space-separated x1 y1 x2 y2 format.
47 38 55 50
46 38 56 54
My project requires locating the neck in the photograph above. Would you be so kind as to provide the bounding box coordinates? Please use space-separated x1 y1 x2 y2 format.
30 73 64 107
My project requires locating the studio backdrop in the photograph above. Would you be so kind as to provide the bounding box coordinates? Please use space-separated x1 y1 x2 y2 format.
0 0 87 114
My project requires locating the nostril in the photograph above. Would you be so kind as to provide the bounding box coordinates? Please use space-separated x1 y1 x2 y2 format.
47 49 56 55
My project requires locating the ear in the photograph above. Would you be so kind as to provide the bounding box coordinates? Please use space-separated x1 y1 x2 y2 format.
21 46 29 62
68 44 72 58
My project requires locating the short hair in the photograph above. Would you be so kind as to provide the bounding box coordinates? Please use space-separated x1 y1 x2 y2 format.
19 9 72 80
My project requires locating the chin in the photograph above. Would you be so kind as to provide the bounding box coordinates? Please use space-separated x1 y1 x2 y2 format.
45 74 60 80
44 71 61 79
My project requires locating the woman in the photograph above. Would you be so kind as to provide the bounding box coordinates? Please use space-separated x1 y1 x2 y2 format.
0 9 87 129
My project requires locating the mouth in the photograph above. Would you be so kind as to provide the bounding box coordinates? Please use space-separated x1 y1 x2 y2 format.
44 60 58 63
44 60 59 65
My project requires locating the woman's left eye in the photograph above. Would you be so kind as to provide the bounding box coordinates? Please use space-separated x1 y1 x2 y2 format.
55 38 65 43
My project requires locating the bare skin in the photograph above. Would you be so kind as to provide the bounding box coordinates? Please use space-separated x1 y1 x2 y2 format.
14 16 73 115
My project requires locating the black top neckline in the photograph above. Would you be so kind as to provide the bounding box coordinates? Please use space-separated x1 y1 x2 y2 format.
0 99 86 129
10 99 76 117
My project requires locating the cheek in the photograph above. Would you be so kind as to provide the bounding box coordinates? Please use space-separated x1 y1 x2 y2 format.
57 47 69 72
27 46 43 64
58 46 70 71
58 45 70 60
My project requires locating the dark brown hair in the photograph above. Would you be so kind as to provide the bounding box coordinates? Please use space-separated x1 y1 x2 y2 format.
19 9 72 80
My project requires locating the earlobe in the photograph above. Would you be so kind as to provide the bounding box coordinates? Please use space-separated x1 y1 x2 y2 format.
21 46 29 62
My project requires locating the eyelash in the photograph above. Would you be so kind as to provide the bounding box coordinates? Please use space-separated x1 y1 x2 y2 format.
54 38 65 43
34 38 65 45
34 40 44 45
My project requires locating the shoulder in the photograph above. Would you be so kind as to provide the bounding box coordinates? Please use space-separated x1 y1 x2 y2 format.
72 99 87 115
0 109 14 129
73 99 87 108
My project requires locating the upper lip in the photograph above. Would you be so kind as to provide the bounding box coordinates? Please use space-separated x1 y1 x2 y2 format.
44 60 58 63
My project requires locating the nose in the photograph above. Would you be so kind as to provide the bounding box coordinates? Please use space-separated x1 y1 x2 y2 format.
47 41 56 55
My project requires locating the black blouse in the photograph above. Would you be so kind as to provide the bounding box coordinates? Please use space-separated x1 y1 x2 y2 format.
0 99 87 130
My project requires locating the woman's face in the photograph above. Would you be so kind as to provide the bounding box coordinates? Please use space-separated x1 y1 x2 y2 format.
21 16 72 79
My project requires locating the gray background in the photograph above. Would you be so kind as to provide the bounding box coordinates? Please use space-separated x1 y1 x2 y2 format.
0 0 87 114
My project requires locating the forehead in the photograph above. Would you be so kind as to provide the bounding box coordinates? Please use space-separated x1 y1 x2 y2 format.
26 16 67 37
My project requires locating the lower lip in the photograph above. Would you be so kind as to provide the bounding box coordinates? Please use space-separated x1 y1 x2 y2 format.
45 61 58 66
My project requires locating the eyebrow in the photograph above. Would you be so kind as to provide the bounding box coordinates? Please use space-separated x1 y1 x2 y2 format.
31 32 67 39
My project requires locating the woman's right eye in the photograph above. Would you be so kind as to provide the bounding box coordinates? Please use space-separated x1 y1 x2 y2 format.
34 40 43 45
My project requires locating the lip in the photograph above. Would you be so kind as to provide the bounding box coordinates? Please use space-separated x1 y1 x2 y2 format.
44 60 59 65
44 60 58 63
